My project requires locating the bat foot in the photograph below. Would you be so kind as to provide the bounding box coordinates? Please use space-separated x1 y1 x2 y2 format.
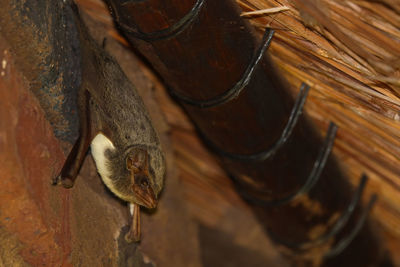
124 230 141 243
125 203 141 243
51 174 75 188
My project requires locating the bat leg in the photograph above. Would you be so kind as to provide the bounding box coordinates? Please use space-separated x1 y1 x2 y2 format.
52 90 92 188
125 203 141 243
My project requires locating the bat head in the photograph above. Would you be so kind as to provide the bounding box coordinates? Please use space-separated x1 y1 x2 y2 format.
91 133 165 209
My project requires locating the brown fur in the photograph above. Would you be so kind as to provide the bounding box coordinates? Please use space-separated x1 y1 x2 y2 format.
68 2 165 203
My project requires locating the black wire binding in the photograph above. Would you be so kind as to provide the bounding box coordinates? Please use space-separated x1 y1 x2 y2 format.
115 0 205 42
171 28 275 108
125 4 379 256
234 122 337 206
200 82 309 162
324 193 377 258
264 175 374 252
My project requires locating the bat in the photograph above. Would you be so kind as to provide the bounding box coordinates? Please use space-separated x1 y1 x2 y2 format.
53 2 165 242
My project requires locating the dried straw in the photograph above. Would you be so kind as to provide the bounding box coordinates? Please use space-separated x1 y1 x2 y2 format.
238 0 400 258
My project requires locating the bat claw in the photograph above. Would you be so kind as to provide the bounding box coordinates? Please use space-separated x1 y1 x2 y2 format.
51 174 75 188
124 230 141 243
51 175 61 186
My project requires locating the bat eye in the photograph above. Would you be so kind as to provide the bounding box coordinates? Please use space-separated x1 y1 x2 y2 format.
140 178 149 188
126 149 148 173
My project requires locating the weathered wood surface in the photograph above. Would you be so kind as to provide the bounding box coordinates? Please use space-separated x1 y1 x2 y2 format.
104 0 398 266
0 1 202 266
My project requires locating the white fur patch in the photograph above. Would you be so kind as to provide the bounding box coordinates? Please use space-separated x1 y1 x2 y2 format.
91 133 116 191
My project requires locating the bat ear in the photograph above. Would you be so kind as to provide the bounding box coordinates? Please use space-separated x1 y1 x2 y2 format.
126 149 148 173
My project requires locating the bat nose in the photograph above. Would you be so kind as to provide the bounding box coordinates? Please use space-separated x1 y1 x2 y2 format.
146 196 157 209
134 186 157 209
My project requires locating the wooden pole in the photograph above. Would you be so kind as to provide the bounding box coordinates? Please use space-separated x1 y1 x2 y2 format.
105 0 393 265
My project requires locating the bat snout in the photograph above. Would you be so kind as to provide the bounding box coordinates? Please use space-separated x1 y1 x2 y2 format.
133 184 157 209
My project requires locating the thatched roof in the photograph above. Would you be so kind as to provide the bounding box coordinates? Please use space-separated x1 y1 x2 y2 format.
238 0 400 254
78 0 400 263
